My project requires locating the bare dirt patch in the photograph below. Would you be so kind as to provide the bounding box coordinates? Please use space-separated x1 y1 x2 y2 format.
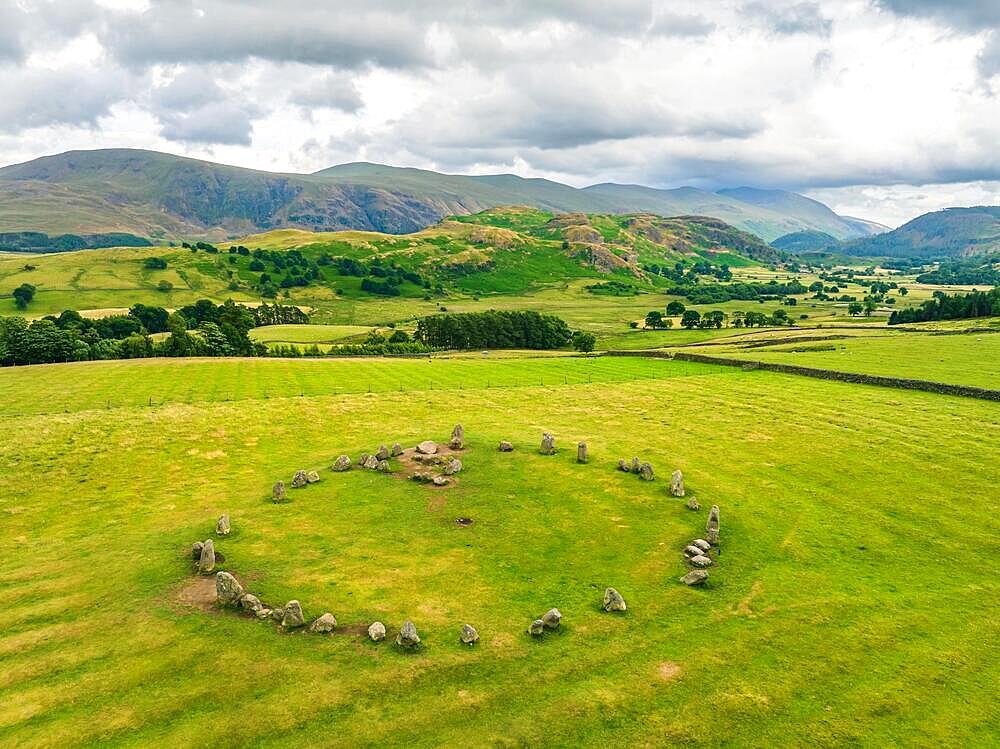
174 576 217 611
657 661 682 682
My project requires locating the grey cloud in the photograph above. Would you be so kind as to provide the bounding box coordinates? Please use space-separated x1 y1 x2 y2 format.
647 12 716 38
743 2 833 36
158 100 256 146
0 3 26 62
0 66 133 132
978 33 1000 80
151 69 226 113
290 75 364 113
874 1 1000 30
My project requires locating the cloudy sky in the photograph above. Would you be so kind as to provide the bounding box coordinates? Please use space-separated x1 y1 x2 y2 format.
0 0 998 226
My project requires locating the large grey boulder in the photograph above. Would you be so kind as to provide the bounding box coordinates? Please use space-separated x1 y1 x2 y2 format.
332 455 351 472
692 539 711 552
391 443 403 457
239 593 264 614
689 555 713 568
670 470 685 497
540 432 556 455
362 455 379 470
198 539 216 574
460 623 479 645
397 620 420 647
309 613 338 633
306 470 320 484
368 621 386 642
577 442 588 464
281 600 305 628
215 571 243 605
216 514 231 536
272 481 286 503
680 569 708 586
375 444 390 461
499 440 514 452
541 608 561 629
292 470 308 489
450 424 465 450
527 619 545 636
639 463 654 481
416 440 438 455
443 457 462 475
603 587 627 612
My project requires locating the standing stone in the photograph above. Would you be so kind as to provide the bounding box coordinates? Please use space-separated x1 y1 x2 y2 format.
540 432 556 455
358 453 371 466
362 455 379 470
686 496 701 511
639 463 654 481
499 440 514 452
216 514 231 536
460 623 479 645
603 587 627 612
397 620 421 647
527 619 545 636
272 481 286 503
368 621 386 642
306 470 320 484
450 424 465 450
631 457 641 474
707 528 720 546
391 443 403 457
670 470 685 497
191 541 204 559
577 442 588 463
198 539 216 574
375 444 390 461
215 571 243 605
541 608 561 629
680 569 709 586
309 613 338 633
617 458 629 472
332 455 351 472
707 505 720 533
281 600 305 628
416 440 438 455
689 555 713 568
292 470 308 489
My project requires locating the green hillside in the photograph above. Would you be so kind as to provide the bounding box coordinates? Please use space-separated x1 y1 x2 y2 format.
0 149 882 243
771 230 840 253
841 206 1000 258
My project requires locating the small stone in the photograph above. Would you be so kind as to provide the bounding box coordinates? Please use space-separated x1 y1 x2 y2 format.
432 475 449 486
603 587 627 612
362 455 379 470
684 545 703 558
540 432 556 455
198 539 216 574
332 455 351 472
292 470 308 489
499 440 514 452
306 470 320 484
271 607 284 622
442 457 462 475
527 619 545 636
309 613 338 633
281 600 305 628
216 514 231 536
460 623 479 645
272 481 286 502
191 541 204 559
416 440 438 455
412 471 432 483
670 470 685 497
375 444 390 461
707 528 720 545
256 607 273 620
617 458 629 472
215 571 243 605
631 457 641 474
397 620 420 647
377 460 390 472
577 442 588 463
639 462 654 481
358 452 370 465
368 621 387 642
391 443 403 457
541 608 561 629
450 424 465 449
239 593 263 613
686 496 701 511
692 539 711 552
689 554 713 568
680 569 709 586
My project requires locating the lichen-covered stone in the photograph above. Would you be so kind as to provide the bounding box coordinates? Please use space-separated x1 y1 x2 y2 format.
692 539 711 552
362 455 379 470
272 481 286 502
689 554 713 568
377 460 390 472
707 528 720 545
416 440 438 455
540 432 556 455
375 444 390 461
191 541 204 559
332 455 351 472
432 475 449 486
541 608 561 629
617 458 629 472
239 593 264 613
368 621 386 642
391 443 403 457
309 613 337 633
639 462 654 481
198 539 216 574
215 571 243 605
577 442 588 463
686 496 701 511
707 505 720 533
684 544 703 558
527 619 545 636
292 470 308 489
216 514 231 536
306 470 320 484
631 457 641 474
449 424 465 450
281 600 305 628
460 623 479 645
499 440 514 452
670 470 685 497
603 587 627 612
680 569 708 586
443 457 462 475
396 620 420 647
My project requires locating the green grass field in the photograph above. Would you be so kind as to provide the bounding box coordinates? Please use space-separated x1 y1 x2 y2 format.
1 354 998 747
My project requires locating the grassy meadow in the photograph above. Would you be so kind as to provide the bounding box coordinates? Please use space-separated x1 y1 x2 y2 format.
1 354 998 747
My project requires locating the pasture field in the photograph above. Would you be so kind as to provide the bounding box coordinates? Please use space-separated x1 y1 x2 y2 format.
249 324 373 346
1 354 998 748
675 330 1000 389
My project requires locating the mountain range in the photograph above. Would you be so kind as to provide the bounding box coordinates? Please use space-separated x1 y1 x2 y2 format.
0 148 887 245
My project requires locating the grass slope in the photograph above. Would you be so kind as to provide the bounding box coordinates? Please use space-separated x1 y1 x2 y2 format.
0 356 997 747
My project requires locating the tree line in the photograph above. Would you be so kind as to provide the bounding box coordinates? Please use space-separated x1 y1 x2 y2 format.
414 310 573 350
888 287 1000 325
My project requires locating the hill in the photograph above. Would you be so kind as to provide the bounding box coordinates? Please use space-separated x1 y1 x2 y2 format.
0 149 881 243
770 229 840 253
840 206 1000 259
717 187 886 239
